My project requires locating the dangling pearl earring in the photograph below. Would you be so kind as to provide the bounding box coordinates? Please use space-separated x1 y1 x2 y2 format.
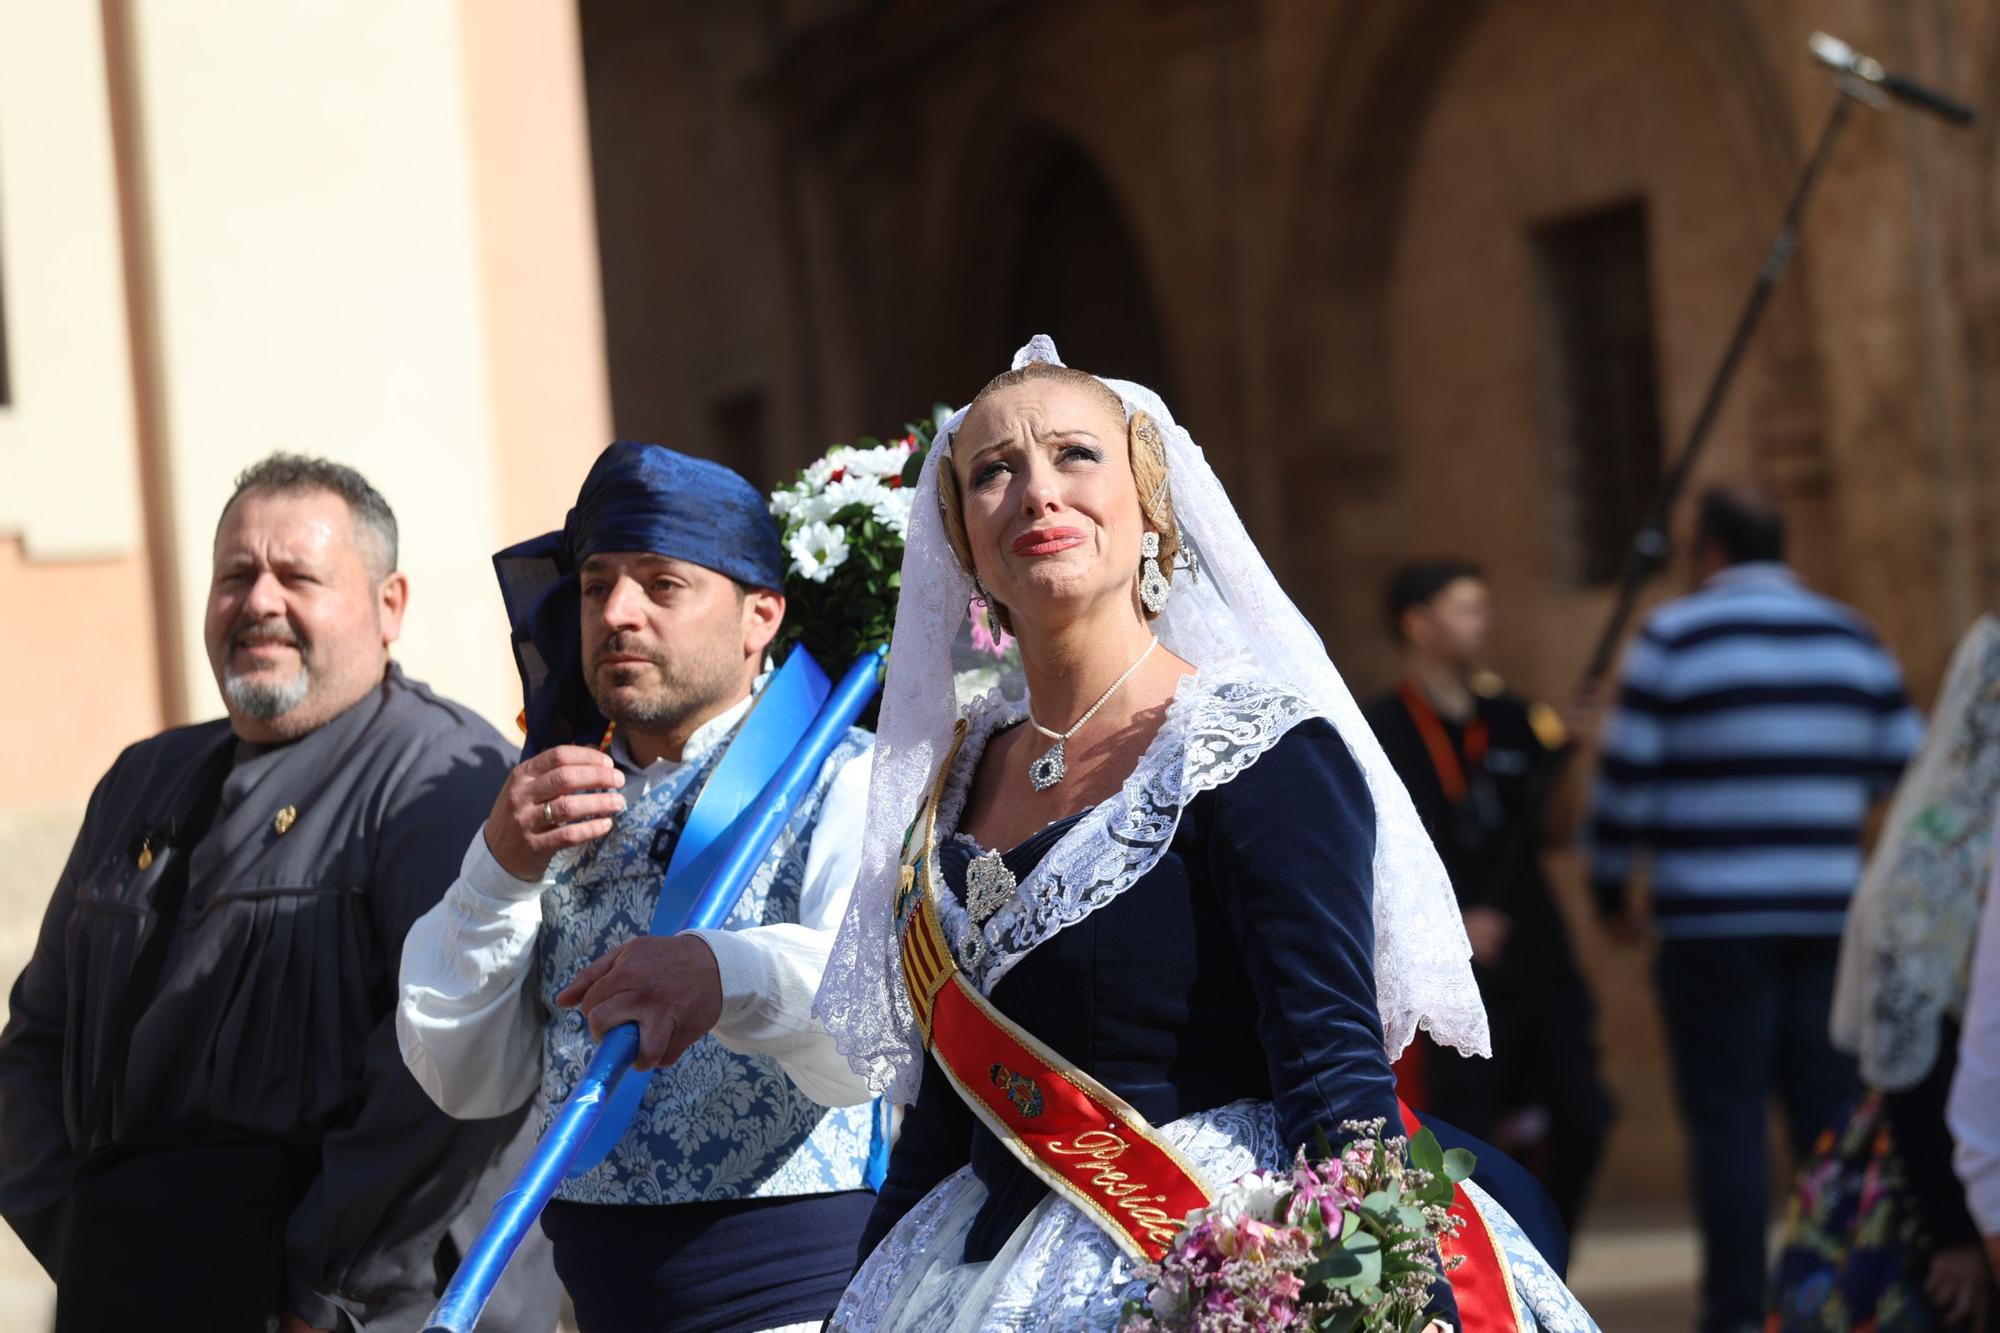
1139 532 1171 613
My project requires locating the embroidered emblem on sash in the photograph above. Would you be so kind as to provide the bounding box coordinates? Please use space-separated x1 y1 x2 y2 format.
988 1063 1046 1118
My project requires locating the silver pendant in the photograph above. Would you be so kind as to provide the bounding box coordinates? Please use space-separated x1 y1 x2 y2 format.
1029 740 1066 792
966 849 1018 925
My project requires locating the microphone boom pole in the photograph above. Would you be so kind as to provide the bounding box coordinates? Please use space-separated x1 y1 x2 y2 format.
1482 37 1972 927
1579 95 1846 684
1579 33 1972 686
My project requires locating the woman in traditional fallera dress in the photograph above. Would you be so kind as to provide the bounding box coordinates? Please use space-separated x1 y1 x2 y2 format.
813 338 1597 1331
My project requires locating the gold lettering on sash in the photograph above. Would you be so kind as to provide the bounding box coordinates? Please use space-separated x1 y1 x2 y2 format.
1046 1130 1184 1245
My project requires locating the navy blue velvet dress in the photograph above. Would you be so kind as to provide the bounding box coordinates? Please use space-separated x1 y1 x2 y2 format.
863 717 1405 1255
856 713 1567 1306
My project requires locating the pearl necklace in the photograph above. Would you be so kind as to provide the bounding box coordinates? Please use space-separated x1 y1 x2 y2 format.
1024 637 1161 792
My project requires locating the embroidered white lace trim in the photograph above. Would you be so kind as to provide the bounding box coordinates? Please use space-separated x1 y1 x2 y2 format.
928 662 1316 994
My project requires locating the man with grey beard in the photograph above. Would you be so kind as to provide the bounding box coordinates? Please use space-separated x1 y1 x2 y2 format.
0 454 559 1333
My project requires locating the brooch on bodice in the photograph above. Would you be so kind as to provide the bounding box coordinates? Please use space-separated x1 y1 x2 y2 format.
966 849 1018 926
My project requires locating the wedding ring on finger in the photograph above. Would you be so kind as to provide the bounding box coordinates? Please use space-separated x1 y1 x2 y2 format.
543 799 558 829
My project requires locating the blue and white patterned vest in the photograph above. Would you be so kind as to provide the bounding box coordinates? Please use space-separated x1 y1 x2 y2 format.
537 725 875 1204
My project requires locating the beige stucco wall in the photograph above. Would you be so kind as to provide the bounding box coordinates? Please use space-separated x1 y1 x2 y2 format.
459 0 612 549
0 1 162 807
0 2 608 1318
124 0 516 731
0 0 145 563
0 0 611 805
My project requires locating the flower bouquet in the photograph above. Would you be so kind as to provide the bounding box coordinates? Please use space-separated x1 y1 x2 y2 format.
770 410 1017 701
1120 1120 1474 1333
769 415 934 671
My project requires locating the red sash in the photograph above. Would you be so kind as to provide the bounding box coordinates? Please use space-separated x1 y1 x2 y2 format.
896 723 1525 1325
895 729 1213 1260
1398 1104 1525 1332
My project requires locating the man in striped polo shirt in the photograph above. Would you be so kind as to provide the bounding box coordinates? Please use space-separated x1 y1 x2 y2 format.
1588 485 1922 1333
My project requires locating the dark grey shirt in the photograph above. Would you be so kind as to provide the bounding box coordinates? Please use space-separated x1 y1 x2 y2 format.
0 665 556 1331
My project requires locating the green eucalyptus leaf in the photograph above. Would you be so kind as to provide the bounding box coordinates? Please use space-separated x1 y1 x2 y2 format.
1304 1250 1363 1288
1409 1129 1445 1176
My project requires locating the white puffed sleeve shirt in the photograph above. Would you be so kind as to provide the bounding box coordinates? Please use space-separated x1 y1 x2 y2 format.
395 695 874 1118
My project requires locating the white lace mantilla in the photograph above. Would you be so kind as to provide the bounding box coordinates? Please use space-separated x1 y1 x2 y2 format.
929 661 1316 993
814 334 1489 1110
829 1099 1599 1333
1833 615 2000 1089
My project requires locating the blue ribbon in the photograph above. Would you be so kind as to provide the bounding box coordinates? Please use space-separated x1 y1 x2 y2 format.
565 649 830 1174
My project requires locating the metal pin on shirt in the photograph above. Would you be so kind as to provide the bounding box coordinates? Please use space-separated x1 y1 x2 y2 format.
274 805 298 836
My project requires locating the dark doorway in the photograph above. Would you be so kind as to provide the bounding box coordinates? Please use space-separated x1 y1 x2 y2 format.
975 138 1177 403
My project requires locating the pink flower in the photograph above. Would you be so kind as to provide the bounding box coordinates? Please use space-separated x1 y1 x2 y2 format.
1287 1149 1362 1231
968 598 1014 658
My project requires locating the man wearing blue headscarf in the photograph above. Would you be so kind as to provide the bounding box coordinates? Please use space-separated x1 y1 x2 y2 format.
397 443 877 1333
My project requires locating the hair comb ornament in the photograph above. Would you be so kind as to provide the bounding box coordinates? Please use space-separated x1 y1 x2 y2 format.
1012 334 1065 370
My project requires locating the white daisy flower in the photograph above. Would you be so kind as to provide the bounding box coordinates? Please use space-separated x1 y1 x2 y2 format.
872 486 916 537
769 487 808 522
846 443 915 480
787 520 850 582
813 474 889 522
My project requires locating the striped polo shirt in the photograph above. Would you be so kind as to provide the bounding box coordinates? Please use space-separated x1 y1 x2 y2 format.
1588 563 1922 939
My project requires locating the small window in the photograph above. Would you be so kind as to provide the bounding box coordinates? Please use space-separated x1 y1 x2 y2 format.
1530 199 1665 584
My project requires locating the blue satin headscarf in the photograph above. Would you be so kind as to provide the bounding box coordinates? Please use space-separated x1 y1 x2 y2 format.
494 442 787 756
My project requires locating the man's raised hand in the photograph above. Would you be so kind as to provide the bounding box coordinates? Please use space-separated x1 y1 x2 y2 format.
484 745 626 881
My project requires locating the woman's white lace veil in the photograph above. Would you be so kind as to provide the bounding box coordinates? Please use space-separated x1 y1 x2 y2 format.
815 335 1489 1103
